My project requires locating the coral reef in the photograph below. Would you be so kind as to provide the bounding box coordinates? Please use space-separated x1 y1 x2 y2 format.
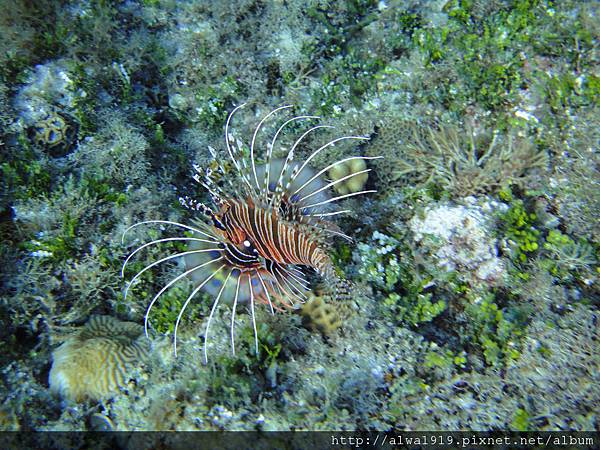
49 315 150 402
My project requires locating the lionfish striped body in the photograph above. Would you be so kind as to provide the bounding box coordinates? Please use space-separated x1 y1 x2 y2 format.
122 104 380 362
215 198 334 276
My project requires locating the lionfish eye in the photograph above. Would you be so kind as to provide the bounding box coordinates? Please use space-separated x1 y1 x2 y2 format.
242 239 258 254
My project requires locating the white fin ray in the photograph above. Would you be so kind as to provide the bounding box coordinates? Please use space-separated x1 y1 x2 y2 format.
291 155 382 197
255 270 276 315
230 273 242 356
124 248 222 302
122 220 218 243
297 168 371 203
267 267 297 307
143 256 224 338
273 265 308 302
122 236 219 278
224 103 247 174
288 135 370 189
250 105 294 191
301 189 377 210
193 267 232 362
248 273 259 357
306 209 352 218
264 115 319 202
278 265 309 290
270 125 335 209
224 103 256 195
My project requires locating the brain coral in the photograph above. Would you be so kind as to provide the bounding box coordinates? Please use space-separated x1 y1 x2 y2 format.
49 315 150 402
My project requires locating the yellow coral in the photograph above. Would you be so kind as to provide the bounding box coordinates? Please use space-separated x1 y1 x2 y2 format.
300 295 342 335
328 159 369 195
49 315 149 402
33 112 70 148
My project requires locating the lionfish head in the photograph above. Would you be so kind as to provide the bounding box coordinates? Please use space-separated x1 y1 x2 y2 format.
121 104 381 362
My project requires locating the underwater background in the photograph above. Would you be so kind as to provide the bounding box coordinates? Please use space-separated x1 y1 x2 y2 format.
0 0 598 432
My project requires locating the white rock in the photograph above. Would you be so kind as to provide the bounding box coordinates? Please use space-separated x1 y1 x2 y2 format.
410 203 506 286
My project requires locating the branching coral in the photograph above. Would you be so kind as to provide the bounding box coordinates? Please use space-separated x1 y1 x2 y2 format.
14 176 101 262
371 120 548 196
63 255 121 323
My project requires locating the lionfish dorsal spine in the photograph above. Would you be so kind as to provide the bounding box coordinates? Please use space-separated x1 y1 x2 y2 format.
234 137 258 197
224 103 255 197
299 168 372 204
198 175 223 206
249 105 294 192
302 188 378 210
266 124 330 209
207 146 239 201
286 135 370 202
291 155 380 200
263 114 320 202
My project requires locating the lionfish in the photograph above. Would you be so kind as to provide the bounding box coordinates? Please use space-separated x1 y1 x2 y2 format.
121 104 380 362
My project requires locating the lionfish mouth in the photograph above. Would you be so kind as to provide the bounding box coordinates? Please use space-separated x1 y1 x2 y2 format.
121 103 381 362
